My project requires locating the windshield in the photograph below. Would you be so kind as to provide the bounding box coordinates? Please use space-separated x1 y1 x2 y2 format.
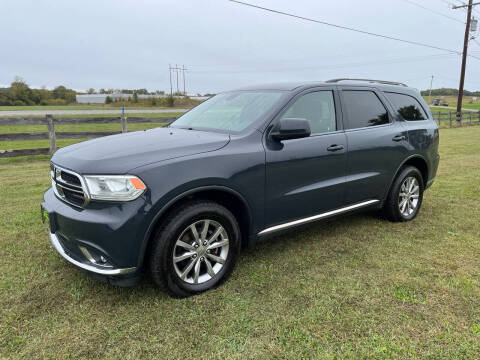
170 91 284 133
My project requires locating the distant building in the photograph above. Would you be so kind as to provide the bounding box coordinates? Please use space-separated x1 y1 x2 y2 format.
76 94 160 103
76 94 210 104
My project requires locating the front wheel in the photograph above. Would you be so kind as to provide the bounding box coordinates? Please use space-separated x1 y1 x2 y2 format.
384 166 424 222
149 201 241 297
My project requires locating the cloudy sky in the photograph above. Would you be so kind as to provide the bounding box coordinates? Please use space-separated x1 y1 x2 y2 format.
1 0 479 94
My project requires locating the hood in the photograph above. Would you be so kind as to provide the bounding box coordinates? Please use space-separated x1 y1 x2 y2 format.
51 127 230 174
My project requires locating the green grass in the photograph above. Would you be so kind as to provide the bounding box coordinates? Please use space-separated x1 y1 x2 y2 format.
1 127 480 359
0 115 183 150
424 95 480 111
0 122 170 150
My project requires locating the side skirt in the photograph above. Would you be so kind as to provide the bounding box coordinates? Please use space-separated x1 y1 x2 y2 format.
257 199 380 236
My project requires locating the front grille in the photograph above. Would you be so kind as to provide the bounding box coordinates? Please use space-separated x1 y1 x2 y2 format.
61 171 81 186
51 164 88 207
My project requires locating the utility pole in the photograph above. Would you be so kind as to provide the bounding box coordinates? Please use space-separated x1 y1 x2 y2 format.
175 64 179 94
169 64 186 95
453 0 478 122
168 64 173 95
182 65 188 96
428 75 434 105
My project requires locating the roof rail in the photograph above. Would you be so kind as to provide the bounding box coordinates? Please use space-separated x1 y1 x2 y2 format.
326 78 408 87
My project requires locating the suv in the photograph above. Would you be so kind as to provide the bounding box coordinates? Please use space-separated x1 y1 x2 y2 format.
41 79 440 297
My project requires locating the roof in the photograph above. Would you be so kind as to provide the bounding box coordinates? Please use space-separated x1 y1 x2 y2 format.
234 79 418 94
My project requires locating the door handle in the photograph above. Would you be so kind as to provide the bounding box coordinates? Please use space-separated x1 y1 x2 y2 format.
327 144 344 152
392 134 406 142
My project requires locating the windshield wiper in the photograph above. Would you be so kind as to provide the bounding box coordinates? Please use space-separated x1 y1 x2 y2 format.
170 125 196 130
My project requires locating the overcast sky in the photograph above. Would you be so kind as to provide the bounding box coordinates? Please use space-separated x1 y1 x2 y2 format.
1 0 479 94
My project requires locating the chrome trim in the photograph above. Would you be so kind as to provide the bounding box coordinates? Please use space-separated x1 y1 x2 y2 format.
50 163 90 208
258 199 380 235
79 246 114 269
56 181 84 194
50 233 136 275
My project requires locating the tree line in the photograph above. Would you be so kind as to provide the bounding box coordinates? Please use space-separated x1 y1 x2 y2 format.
0 77 76 106
420 88 480 97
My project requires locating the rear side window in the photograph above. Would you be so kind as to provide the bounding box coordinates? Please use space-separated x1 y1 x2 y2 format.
342 91 389 129
385 92 427 121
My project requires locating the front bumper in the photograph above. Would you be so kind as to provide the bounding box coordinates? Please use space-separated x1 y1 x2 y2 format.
49 232 136 275
42 187 150 284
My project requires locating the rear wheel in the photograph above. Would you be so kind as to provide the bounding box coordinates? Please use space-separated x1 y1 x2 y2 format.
149 201 241 297
384 166 424 222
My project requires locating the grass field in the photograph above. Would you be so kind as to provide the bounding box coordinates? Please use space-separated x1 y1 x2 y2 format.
424 95 480 111
1 127 479 359
0 113 183 150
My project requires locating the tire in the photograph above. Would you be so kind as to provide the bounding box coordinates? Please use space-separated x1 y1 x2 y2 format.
384 166 424 222
149 200 241 297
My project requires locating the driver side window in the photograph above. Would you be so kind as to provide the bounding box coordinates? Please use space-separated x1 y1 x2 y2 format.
281 91 336 135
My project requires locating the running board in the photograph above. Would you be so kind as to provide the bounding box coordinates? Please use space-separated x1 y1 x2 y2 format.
258 199 380 236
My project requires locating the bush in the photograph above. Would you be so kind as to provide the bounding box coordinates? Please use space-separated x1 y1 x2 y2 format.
165 95 175 107
132 92 138 103
47 98 68 105
105 96 113 104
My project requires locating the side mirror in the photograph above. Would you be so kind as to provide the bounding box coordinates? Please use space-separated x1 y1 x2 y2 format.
270 118 311 141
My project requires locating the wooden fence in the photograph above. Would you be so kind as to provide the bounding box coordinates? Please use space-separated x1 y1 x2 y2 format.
1 111 479 158
0 115 177 158
432 111 480 127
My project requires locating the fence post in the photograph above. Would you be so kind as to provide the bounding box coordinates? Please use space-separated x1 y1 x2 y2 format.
449 112 452 127
121 116 127 133
46 114 56 155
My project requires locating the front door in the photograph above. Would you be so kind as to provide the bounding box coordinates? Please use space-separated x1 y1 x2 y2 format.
264 89 347 228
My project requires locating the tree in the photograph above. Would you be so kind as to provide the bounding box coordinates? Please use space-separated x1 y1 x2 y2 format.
132 91 139 103
52 85 76 103
105 96 113 104
87 88 95 94
10 77 34 105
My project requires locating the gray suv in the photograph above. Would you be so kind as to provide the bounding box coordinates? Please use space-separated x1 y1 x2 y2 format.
41 79 440 297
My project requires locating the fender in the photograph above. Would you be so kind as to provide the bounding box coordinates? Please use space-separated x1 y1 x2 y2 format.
136 185 254 269
382 153 428 206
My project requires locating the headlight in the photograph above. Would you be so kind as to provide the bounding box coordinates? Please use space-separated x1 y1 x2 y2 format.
83 175 146 201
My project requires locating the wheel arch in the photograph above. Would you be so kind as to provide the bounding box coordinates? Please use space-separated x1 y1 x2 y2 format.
384 154 429 203
138 185 253 269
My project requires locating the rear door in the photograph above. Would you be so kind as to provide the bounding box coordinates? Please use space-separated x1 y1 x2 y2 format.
264 88 348 227
339 87 409 204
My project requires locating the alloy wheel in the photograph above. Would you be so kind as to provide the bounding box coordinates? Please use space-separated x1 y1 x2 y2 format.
172 219 229 284
398 176 420 217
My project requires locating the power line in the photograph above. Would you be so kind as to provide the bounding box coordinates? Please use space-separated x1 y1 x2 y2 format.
451 0 480 15
228 0 480 59
453 1 480 8
436 75 480 86
189 53 456 74
438 0 459 7
400 0 465 23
